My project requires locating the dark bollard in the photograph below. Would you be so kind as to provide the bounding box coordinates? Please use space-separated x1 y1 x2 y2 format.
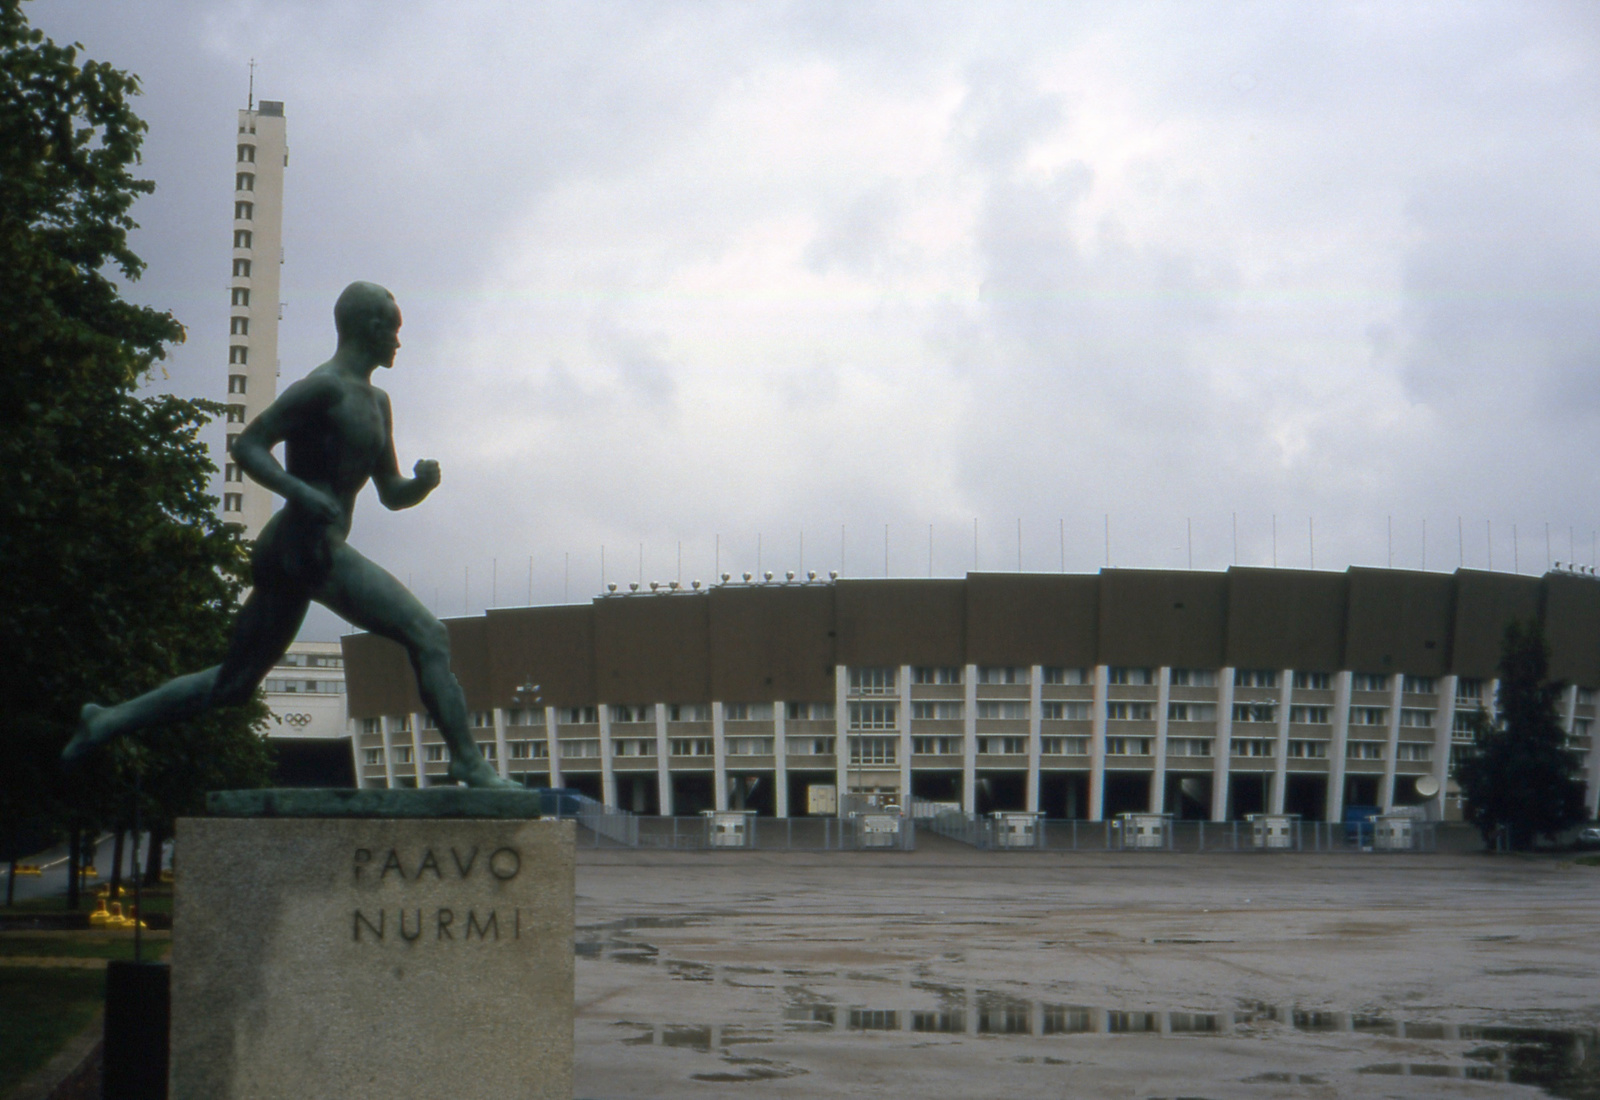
103 960 169 1100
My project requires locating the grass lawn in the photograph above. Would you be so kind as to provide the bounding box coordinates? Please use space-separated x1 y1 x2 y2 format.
0 967 104 1096
0 934 168 960
0 885 172 917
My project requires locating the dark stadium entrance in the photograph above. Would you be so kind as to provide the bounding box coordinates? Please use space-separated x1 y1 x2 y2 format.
671 772 715 815
1039 772 1089 819
618 773 660 815
1102 772 1151 817
1344 775 1380 811
1165 772 1212 820
975 771 1026 814
911 770 962 807
1284 774 1326 820
1228 772 1269 819
726 773 775 815
562 773 602 802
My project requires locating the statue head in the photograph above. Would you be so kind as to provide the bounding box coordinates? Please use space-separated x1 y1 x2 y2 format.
333 281 402 368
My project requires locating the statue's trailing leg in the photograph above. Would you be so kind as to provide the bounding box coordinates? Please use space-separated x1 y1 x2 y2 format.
62 668 220 764
61 704 111 764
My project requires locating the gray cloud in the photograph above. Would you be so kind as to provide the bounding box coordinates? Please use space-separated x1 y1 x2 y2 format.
24 0 1600 633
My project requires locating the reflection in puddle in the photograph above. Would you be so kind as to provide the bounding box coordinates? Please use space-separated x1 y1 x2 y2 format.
783 1003 836 1029
848 1008 898 1031
610 974 1600 1097
1363 1027 1600 1098
911 1010 964 1033
583 924 1600 1096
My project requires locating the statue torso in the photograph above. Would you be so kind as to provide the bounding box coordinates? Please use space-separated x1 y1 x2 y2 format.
282 370 388 524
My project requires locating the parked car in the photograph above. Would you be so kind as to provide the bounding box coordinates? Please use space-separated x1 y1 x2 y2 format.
1575 826 1600 849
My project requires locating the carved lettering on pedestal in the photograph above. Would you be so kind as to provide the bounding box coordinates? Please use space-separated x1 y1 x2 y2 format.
353 907 523 944
352 846 520 883
349 842 534 946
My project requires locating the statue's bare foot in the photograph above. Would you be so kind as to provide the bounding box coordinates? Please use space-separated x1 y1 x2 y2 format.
448 757 519 789
61 704 111 764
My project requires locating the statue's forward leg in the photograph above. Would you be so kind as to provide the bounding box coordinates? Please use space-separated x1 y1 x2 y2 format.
62 583 309 764
318 544 515 789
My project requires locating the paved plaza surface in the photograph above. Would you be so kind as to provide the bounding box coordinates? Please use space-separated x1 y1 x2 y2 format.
574 838 1600 1099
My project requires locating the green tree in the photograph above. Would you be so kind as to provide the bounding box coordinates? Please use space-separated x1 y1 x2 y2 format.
1453 620 1588 850
0 0 273 893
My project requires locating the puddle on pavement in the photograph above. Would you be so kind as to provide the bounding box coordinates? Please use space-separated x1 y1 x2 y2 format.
578 923 1600 1096
597 962 1600 1096
1359 1026 1600 1098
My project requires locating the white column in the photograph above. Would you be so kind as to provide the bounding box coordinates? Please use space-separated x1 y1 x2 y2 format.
544 707 562 789
1560 684 1596 820
599 704 617 807
1381 677 1404 812
1327 671 1353 822
1211 670 1235 822
379 717 397 790
899 666 913 812
1271 669 1293 814
349 723 367 790
963 664 978 814
834 666 850 815
410 711 428 788
1150 667 1171 813
712 701 728 812
1026 665 1043 814
491 707 511 781
1089 665 1108 821
774 701 789 818
1585 710 1600 820
1435 676 1457 821
1488 678 1501 723
654 704 672 816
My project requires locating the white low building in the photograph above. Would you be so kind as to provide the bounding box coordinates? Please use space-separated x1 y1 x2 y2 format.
262 641 348 739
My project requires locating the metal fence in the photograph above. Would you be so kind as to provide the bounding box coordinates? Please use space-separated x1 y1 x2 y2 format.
925 815 1439 854
548 796 1441 854
540 790 640 847
629 814 915 851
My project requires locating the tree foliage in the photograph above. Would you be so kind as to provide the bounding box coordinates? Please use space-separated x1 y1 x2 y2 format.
0 0 272 865
1453 620 1588 850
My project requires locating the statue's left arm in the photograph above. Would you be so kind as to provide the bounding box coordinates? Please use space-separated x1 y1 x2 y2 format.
371 390 440 510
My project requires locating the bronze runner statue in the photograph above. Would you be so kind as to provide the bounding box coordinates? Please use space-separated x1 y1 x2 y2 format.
64 281 514 788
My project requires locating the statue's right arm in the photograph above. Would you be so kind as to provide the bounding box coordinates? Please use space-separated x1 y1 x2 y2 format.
230 377 341 521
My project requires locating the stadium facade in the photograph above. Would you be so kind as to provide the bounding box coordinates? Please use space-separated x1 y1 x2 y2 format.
340 567 1600 823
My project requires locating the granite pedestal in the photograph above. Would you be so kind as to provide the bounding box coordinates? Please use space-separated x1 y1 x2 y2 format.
170 791 573 1100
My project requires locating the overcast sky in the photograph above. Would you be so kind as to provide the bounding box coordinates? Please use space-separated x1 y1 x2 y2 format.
30 1 1600 639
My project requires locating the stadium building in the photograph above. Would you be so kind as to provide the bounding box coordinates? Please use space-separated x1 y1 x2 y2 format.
340 566 1600 823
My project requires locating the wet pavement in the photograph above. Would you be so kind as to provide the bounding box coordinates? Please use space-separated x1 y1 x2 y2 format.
574 838 1600 1098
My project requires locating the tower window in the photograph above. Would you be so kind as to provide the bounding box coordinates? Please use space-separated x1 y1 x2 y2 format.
237 144 255 163
233 259 251 278
223 493 243 512
230 316 249 335
233 229 252 249
231 287 250 306
236 172 254 191
226 404 246 424
234 201 253 220
224 463 244 483
229 346 248 365
228 374 247 394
